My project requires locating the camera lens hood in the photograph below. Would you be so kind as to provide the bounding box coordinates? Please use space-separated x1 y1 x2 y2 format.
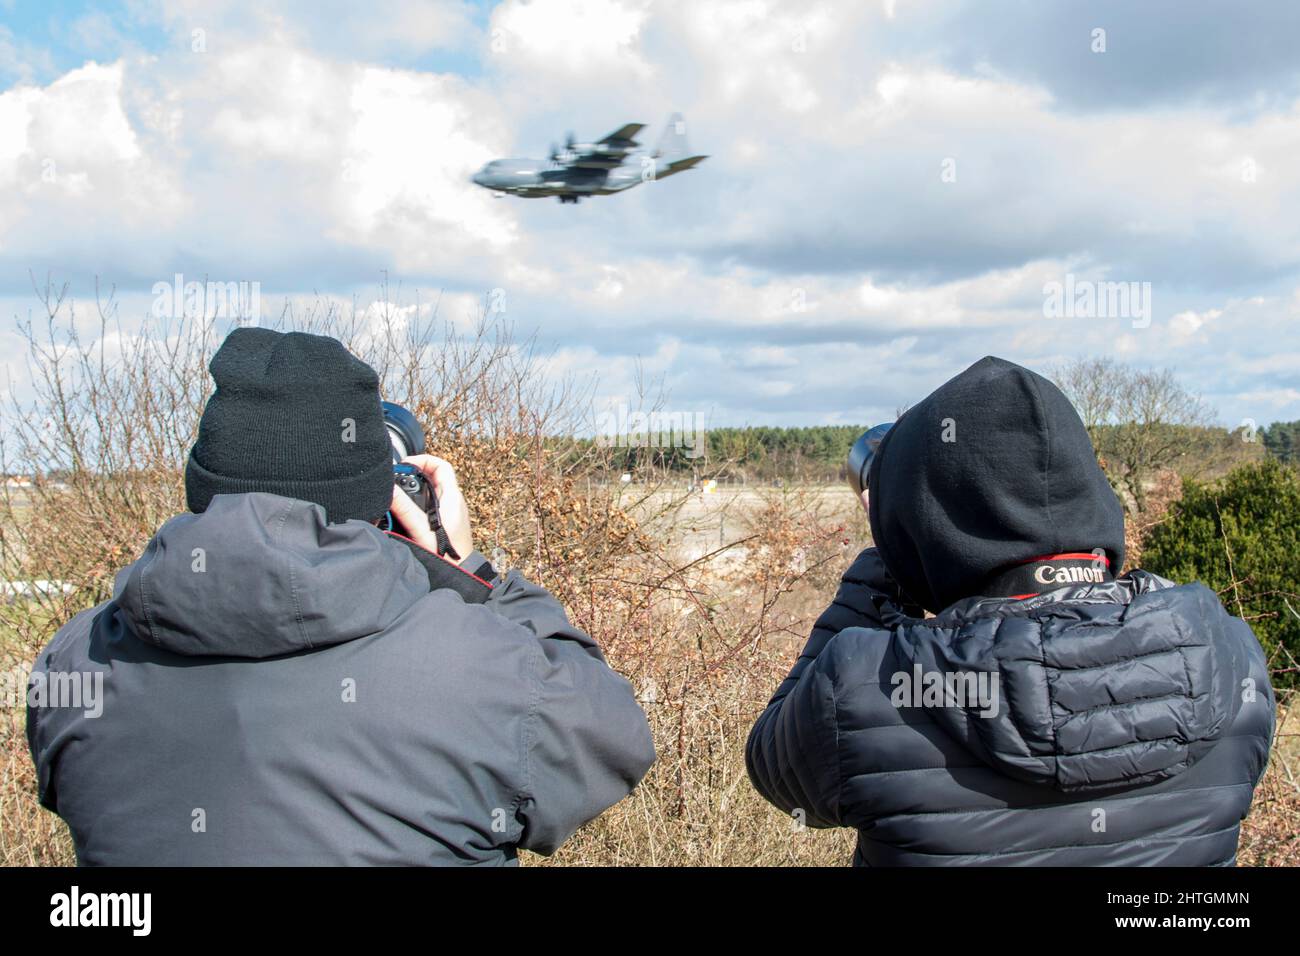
846 422 894 498
381 401 426 462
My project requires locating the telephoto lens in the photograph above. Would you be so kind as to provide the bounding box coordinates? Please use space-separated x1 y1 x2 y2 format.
846 422 894 498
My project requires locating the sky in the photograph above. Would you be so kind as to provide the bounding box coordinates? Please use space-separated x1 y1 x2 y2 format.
1 0 1299 431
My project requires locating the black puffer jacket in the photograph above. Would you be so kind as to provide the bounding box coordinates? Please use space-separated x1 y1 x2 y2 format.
746 549 1275 865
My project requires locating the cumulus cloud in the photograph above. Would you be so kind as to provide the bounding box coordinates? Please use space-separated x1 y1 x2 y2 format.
489 0 651 76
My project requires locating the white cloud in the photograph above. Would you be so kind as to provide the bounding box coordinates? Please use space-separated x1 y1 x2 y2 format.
489 0 652 75
1170 308 1222 339
1236 387 1300 410
0 61 184 259
339 66 516 259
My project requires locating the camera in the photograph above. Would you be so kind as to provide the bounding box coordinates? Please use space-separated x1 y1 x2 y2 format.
846 422 893 498
381 401 459 560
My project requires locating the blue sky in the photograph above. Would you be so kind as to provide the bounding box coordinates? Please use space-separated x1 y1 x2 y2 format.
0 1 166 82
1 0 1298 430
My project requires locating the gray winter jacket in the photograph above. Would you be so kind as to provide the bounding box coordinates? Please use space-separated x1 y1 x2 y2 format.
27 492 656 865
746 548 1275 865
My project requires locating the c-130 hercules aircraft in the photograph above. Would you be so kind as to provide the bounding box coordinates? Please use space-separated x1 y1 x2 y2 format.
471 113 707 203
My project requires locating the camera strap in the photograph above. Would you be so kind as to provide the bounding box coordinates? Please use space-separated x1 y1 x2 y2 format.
428 512 458 561
385 531 494 604
981 551 1114 601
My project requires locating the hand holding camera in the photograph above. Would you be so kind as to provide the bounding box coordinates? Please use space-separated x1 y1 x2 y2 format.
389 455 473 562
381 401 473 563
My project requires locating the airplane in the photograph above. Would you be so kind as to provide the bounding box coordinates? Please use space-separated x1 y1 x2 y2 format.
470 113 707 203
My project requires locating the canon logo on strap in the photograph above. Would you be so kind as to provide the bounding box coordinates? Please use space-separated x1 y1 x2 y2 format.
1033 564 1106 585
981 551 1113 600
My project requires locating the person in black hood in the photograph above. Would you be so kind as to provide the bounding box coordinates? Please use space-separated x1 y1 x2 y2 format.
746 356 1275 865
27 328 655 865
867 355 1126 612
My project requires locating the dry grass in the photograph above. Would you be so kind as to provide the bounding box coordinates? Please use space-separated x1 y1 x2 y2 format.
1 677 73 865
529 487 866 866
1239 676 1300 866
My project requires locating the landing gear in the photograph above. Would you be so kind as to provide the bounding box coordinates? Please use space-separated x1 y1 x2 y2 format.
557 195 581 204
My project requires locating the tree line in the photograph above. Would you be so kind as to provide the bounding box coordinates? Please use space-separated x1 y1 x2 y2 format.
592 416 1298 488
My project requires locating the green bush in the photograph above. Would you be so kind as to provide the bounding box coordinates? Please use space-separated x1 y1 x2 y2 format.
1143 458 1300 682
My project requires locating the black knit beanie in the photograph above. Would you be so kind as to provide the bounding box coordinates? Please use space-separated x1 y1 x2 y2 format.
185 328 393 525
867 356 1126 613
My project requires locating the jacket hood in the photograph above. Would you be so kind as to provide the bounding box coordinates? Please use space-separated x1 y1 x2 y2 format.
114 492 432 658
893 572 1248 791
868 356 1126 613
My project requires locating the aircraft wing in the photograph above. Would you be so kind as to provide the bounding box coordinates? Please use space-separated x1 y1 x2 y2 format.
598 122 645 145
654 154 709 178
550 122 646 170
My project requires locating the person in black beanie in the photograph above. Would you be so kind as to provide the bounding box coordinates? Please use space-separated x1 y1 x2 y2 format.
181 327 483 588
184 326 395 526
747 355 1275 866
28 327 655 866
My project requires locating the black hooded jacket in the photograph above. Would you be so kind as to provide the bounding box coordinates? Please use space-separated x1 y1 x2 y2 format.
746 357 1275 865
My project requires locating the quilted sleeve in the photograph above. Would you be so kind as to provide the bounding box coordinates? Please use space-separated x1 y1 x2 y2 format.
744 547 908 827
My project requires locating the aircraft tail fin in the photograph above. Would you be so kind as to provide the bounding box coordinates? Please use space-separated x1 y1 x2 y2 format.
654 112 692 159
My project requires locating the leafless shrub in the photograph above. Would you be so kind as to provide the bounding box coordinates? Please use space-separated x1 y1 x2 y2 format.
1053 357 1260 514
